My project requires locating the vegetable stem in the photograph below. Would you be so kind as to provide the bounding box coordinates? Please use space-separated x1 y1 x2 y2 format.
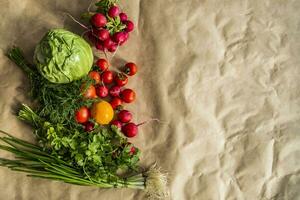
7 47 36 76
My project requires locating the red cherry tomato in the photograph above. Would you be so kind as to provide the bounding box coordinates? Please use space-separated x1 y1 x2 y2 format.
115 73 128 86
96 85 109 98
102 71 114 84
124 62 137 76
121 89 136 103
82 84 97 99
109 86 121 97
110 97 123 109
75 106 90 124
96 59 109 72
88 71 101 84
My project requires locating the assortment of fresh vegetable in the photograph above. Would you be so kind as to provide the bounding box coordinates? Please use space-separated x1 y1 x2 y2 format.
0 0 168 199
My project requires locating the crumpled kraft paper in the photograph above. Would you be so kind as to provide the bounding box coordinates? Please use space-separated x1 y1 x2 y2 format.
0 0 300 199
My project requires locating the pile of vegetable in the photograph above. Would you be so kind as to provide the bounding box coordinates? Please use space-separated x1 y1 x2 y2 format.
76 58 140 138
0 0 168 199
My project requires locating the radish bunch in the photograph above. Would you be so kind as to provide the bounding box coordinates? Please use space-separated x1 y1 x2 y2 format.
85 2 135 52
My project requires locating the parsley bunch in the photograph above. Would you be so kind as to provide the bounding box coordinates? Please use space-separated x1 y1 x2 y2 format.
18 104 140 182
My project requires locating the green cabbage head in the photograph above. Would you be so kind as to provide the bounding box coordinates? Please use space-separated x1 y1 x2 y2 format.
34 29 93 83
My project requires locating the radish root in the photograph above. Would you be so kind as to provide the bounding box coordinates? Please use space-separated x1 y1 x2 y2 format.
144 164 169 199
64 12 89 30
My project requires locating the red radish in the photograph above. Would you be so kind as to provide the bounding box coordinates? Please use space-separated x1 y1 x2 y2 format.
124 62 137 76
97 29 110 41
95 41 104 50
115 73 128 86
102 71 114 84
108 43 118 52
84 121 94 132
109 86 121 97
122 123 138 138
103 38 114 49
111 120 123 129
110 97 122 109
121 89 136 103
122 120 156 138
92 28 100 36
108 6 120 18
113 32 126 44
118 110 132 123
91 13 107 27
96 59 109 71
125 20 134 32
120 32 129 45
119 13 128 22
88 71 101 84
96 85 108 98
87 31 97 44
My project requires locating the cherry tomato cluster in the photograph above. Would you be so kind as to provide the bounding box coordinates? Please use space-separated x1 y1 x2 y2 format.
75 58 139 137
88 4 134 52
91 59 137 109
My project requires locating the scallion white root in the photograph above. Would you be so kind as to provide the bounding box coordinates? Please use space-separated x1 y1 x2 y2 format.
144 164 169 199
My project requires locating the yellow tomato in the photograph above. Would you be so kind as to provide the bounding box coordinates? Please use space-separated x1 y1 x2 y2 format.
91 101 114 125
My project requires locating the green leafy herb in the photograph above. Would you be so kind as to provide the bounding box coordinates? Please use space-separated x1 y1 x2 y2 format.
95 0 120 14
0 129 145 189
7 47 96 127
105 16 127 35
18 104 140 180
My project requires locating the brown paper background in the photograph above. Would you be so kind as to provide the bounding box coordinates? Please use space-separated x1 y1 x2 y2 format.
1 0 300 199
